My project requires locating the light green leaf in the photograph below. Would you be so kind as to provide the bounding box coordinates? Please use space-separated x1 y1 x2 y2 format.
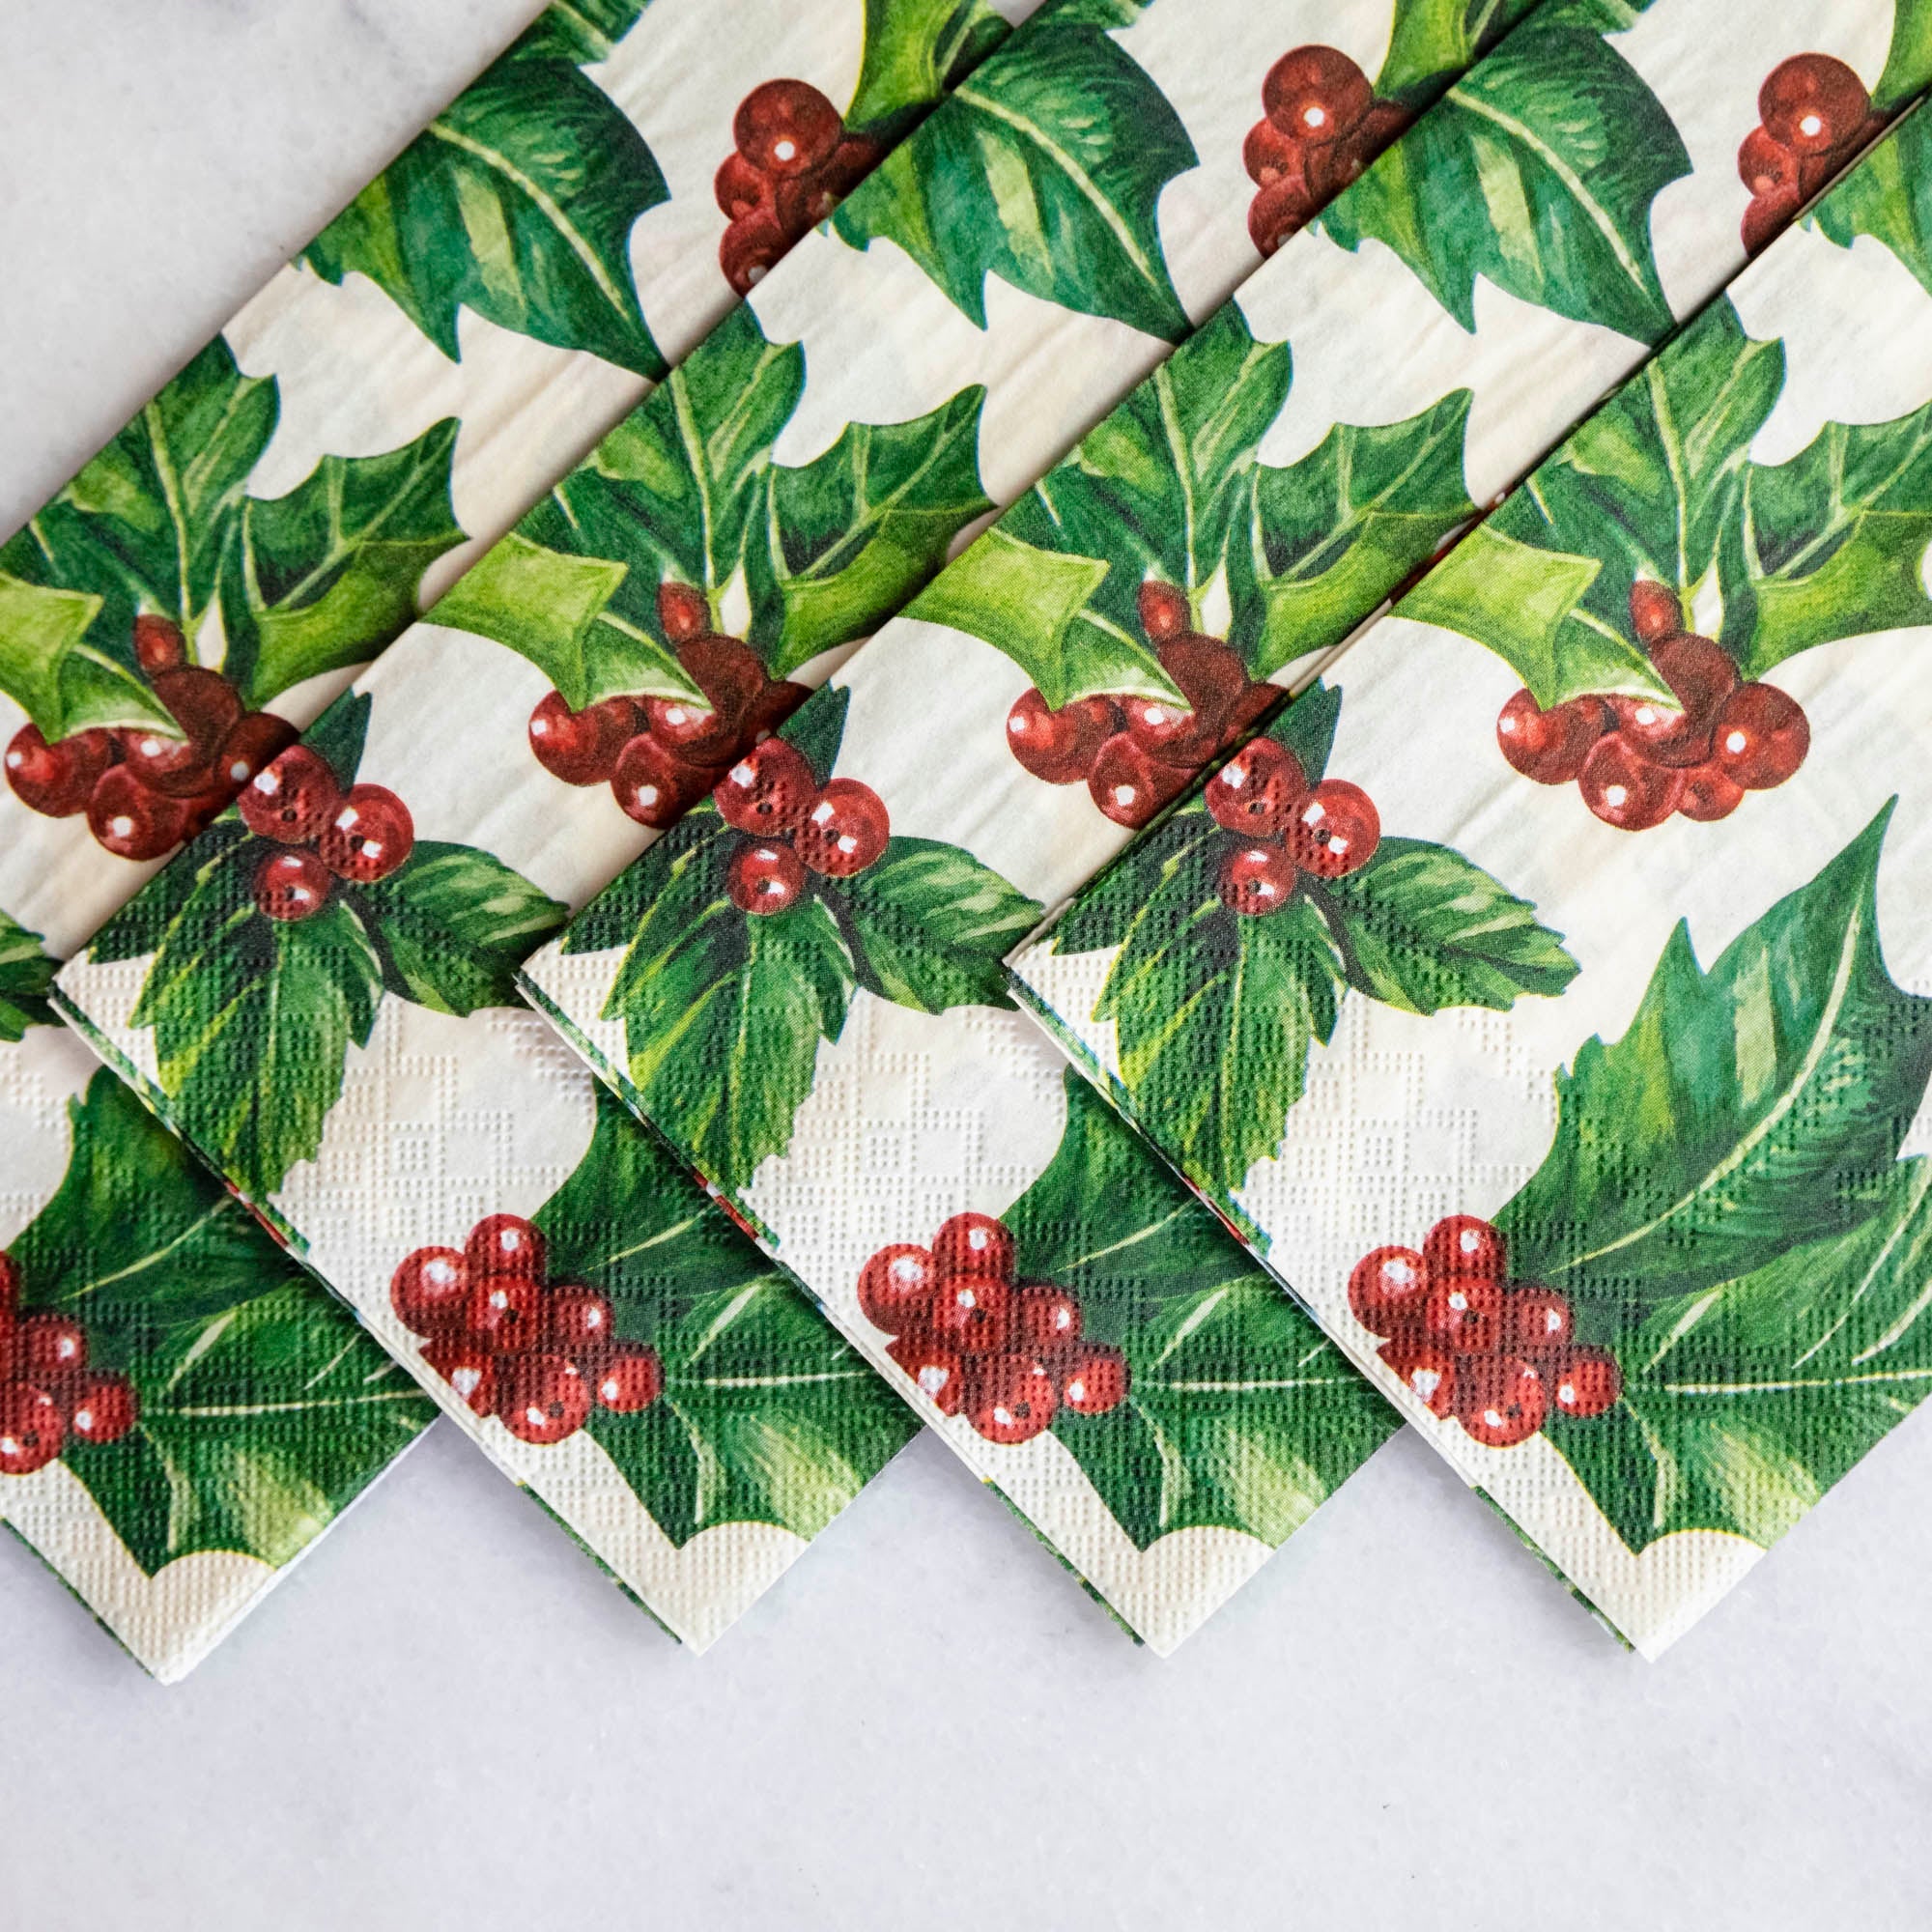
1375 0 1547 104
1811 110 1932 298
847 0 1013 131
1874 0 1932 111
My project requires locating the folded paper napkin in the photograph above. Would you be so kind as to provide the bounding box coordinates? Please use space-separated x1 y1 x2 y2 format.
1 0 1034 1672
508 0 1932 1646
44 0 1495 1648
1009 101 1932 1654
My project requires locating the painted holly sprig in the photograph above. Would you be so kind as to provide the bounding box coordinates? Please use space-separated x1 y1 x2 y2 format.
556 685 1041 1195
0 1071 433 1569
0 910 58 1041
1737 53 1886 252
84 692 567 1201
1040 681 1577 1200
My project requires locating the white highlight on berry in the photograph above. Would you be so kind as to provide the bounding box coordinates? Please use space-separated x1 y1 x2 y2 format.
1725 728 1748 754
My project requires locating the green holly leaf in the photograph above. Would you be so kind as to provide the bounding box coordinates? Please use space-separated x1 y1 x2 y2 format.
1232 392 1477 679
747 386 992 676
833 21 1196 338
1875 0 1932 111
1548 1156 1932 1555
0 570 143 743
300 39 669 375
0 909 59 1040
1005 1075 1394 1550
301 687 372 789
1497 806 1932 1307
220 420 464 708
352 841 567 1016
125 841 387 1200
846 0 1013 133
1375 0 1547 104
1312 836 1578 1016
1319 19 1688 340
1811 110 1932 298
834 838 1042 1013
12 1071 432 1574
520 0 648 63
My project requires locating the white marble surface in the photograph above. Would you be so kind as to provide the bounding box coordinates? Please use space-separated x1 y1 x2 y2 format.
3 7 1932 1928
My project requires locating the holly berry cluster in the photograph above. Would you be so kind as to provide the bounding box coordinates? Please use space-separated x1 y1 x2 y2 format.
711 735 889 915
528 582 807 831
1349 1216 1621 1449
1245 45 1406 257
858 1213 1129 1445
238 743 414 921
716 79 878 295
1204 734 1380 911
5 615 298 862
1496 582 1809 831
1006 582 1275 829
389 1214 663 1445
1739 54 1879 254
0 1253 137 1478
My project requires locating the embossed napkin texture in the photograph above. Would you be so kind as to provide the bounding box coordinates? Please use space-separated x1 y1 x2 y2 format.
1009 99 1932 1655
1 0 1034 1671
513 0 1932 1650
42 0 1510 1647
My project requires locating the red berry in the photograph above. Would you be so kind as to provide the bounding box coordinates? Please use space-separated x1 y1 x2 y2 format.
1495 689 1608 785
929 1274 1014 1356
1378 1339 1460 1417
1006 688 1116 784
1249 174 1318 255
546 1285 616 1359
253 847 334 922
794 779 890 877
0 1252 17 1315
714 736 815 834
612 731 709 828
64 1371 137 1445
1678 761 1745 823
88 766 188 859
734 79 842 178
1743 184 1802 255
466 1214 546 1279
390 1246 469 1335
1205 736 1308 835
152 666 242 756
1650 631 1740 724
213 710 298 792
720 210 788 295
1458 1355 1547 1447
1759 54 1869 157
1089 731 1186 828
680 635 767 729
1263 46 1372 145
1136 581 1190 642
527 691 637 785
658 582 711 645
1286 779 1379 878
1420 1275 1504 1355
1505 1284 1575 1357
239 744 342 842
1123 637 1242 767
132 613 187 673
1058 1342 1128 1416
117 668 240 797
1217 841 1297 917
887 1332 966 1415
5 723 114 817
856 1243 939 1335
1548 1347 1623 1419
932 1212 1014 1282
1577 734 1685 831
644 695 729 766
497 1352 590 1443
317 783 414 882
422 1339 497 1416
1242 118 1302 186
1628 580 1683 643
462 1271 544 1354
1737 127 1801 200
739 678 810 747
1713 682 1808 789
714 151 773 220
818 133 880 198
1348 1245 1429 1335
115 725 212 798
1422 1214 1507 1282
0 1383 65 1476
593 1344 663 1413
727 839 806 915
1014 1283 1082 1352
966 1353 1058 1443
17 1311 87 1380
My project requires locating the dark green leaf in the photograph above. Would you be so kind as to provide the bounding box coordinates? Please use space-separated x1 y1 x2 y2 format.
0 908 58 1040
518 0 648 63
777 681 851 787
301 689 372 789
83 823 253 964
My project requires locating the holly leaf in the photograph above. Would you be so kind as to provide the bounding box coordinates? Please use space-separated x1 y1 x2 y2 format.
1497 806 1932 1306
1006 1076 1394 1550
353 841 567 1016
1811 110 1932 298
747 387 992 676
1232 392 1477 679
846 0 1013 133
520 0 648 63
301 688 372 789
0 570 157 744
220 420 464 707
1875 0 1932 111
1312 836 1578 1016
0 910 59 1040
834 837 1041 1013
124 842 386 1200
832 21 1196 339
1319 19 1688 340
13 1071 431 1574
1375 0 1547 105
300 38 669 375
